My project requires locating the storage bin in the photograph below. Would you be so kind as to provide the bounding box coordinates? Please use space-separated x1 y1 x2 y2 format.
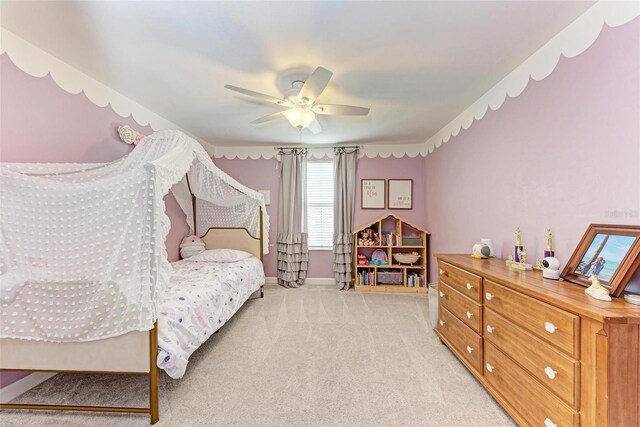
402 236 422 246
377 271 403 284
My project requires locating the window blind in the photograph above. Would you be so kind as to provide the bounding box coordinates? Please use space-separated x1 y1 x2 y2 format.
306 161 334 249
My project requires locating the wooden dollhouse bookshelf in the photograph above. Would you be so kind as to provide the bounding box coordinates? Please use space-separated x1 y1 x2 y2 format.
353 214 430 293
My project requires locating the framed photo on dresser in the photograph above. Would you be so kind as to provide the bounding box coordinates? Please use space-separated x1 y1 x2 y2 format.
361 179 386 209
561 224 640 297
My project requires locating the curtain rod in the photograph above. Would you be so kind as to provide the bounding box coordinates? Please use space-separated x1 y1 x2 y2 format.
274 145 362 150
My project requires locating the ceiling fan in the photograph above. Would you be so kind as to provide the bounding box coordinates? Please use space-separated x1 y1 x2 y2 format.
224 66 370 134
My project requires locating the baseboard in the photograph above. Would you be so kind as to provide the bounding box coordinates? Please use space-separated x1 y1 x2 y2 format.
0 372 56 403
265 277 336 286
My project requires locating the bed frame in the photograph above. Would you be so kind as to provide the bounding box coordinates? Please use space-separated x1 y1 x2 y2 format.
0 206 265 424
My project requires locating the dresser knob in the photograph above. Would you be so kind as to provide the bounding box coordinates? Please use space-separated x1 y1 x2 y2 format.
544 418 557 427
544 366 558 380
486 325 495 333
466 283 473 290
544 322 558 334
439 320 445 327
485 363 494 373
439 269 445 276
439 291 445 298
466 311 473 319
485 292 493 301
466 345 474 354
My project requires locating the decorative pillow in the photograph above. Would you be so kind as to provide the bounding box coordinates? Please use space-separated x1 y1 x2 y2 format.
185 249 253 263
179 234 206 259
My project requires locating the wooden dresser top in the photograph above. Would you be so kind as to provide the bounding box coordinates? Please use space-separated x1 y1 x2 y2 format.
436 254 640 323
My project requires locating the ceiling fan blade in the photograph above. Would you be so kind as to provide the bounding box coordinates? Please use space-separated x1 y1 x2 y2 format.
307 119 322 134
251 111 284 124
224 85 290 107
313 104 370 116
298 67 333 104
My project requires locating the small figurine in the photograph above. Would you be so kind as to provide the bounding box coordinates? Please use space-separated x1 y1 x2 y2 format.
585 274 612 301
514 226 524 262
518 248 527 265
545 229 555 257
535 259 543 270
506 248 532 271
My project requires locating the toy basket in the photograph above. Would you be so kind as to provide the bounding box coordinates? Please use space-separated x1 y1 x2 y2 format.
377 271 403 284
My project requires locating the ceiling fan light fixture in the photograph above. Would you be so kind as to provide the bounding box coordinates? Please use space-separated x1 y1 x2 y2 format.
284 108 315 129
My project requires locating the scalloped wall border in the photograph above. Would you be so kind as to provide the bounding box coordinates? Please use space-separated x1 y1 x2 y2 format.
423 0 640 155
0 28 181 133
214 1 639 160
212 143 427 160
2 1 637 161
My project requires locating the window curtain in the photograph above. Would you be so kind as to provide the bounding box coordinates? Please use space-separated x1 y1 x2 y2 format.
277 149 309 288
333 148 359 290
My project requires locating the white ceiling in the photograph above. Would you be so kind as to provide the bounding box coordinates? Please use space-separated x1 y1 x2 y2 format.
1 1 595 148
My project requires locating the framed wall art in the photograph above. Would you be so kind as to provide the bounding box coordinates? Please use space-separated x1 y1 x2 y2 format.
561 224 640 297
361 179 385 209
387 179 413 210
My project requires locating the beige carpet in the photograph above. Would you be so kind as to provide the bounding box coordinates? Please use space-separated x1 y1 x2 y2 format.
2 284 514 426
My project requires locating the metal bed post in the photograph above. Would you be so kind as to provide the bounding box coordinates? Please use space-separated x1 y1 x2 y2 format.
259 208 264 298
149 322 159 424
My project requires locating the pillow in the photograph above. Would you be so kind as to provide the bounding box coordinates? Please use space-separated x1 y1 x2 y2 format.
179 234 206 259
185 249 253 263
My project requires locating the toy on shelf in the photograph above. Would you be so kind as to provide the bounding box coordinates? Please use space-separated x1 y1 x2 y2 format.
393 252 420 265
357 254 369 265
370 249 389 265
358 228 380 246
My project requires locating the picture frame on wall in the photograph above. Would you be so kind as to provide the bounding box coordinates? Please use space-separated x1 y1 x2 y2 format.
387 179 413 210
361 179 386 209
561 224 640 297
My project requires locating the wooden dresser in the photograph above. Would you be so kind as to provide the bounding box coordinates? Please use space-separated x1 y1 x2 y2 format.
434 254 640 427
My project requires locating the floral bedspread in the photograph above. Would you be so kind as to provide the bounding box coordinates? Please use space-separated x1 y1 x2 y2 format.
156 257 264 379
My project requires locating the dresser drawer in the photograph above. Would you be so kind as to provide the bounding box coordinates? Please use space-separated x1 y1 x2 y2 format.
439 283 482 333
484 342 578 427
483 280 579 357
438 262 482 302
438 307 483 374
484 308 579 408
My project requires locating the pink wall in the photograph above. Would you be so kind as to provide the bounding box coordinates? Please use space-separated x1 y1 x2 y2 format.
0 54 190 388
424 19 640 275
215 154 426 278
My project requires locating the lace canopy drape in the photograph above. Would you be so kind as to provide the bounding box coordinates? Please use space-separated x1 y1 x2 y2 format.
0 130 268 342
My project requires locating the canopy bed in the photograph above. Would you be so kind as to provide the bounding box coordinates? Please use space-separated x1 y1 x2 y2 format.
0 130 269 424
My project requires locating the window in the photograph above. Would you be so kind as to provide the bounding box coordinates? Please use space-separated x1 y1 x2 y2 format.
306 161 334 249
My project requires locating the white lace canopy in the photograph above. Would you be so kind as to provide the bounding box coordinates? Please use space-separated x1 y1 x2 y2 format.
0 130 268 342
